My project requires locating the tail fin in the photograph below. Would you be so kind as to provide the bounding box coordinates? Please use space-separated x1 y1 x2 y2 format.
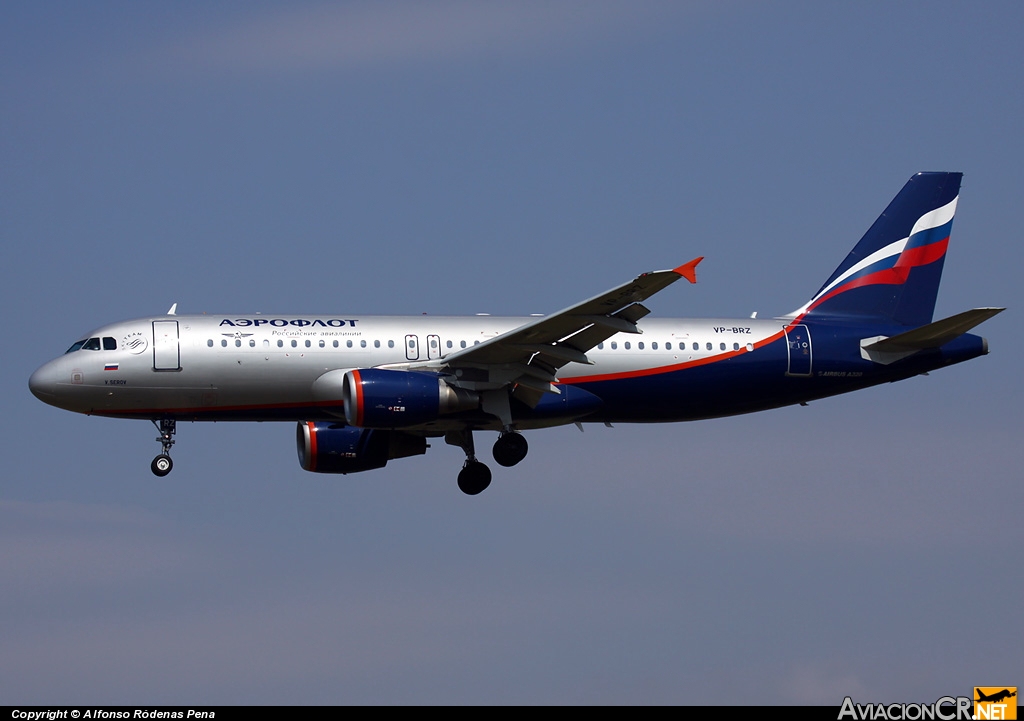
792 172 962 327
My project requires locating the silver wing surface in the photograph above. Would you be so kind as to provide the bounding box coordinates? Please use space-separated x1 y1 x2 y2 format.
414 257 703 406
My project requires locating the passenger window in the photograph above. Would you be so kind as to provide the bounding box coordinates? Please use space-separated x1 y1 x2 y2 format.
291 340 297 348
319 340 325 348
389 340 395 348
374 340 380 348
638 342 644 350
207 339 214 348
346 340 353 348
83 338 101 351
624 342 631 350
277 340 284 348
665 342 672 350
706 342 712 351
611 341 617 350
263 339 269 348
249 340 255 347
460 341 467 348
235 340 241 347
361 340 367 348
221 339 228 348
408 339 414 349
693 342 699 351
720 343 726 351
333 340 338 348
305 340 311 348
597 342 604 350
733 342 739 350
429 338 437 349
651 342 657 350
102 337 117 350
446 340 452 349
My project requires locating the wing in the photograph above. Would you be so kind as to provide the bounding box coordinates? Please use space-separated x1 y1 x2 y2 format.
426 257 703 406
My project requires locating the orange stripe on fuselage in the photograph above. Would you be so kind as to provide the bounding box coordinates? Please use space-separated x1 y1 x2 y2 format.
560 330 786 385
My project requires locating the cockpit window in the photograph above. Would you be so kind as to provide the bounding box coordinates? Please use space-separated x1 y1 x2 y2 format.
65 339 87 354
102 337 117 350
82 338 101 351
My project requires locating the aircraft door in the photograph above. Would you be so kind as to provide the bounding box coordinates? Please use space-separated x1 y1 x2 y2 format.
405 334 420 361
152 320 181 371
784 324 812 376
427 334 441 360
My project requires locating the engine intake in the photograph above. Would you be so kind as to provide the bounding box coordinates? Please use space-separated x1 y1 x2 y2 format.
343 369 477 428
296 422 427 474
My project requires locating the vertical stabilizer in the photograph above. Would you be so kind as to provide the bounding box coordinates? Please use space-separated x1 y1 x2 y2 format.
793 172 962 327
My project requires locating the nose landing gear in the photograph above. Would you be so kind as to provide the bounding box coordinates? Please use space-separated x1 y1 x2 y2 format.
150 418 176 477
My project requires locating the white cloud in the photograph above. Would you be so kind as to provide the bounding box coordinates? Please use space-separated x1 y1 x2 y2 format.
782 664 872 705
164 1 684 74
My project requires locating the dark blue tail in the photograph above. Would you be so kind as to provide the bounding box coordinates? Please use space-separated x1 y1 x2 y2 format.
794 172 962 327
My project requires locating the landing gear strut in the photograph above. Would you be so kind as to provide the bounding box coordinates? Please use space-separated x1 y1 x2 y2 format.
150 418 176 477
492 430 528 467
447 429 491 495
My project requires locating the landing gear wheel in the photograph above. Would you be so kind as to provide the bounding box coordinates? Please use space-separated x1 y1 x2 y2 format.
150 418 177 477
151 454 173 477
457 461 492 495
492 432 528 467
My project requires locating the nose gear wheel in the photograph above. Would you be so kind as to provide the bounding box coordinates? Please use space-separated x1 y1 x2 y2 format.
150 418 177 477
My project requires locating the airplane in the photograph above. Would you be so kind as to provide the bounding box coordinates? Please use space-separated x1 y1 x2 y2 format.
29 172 1003 495
976 689 1016 704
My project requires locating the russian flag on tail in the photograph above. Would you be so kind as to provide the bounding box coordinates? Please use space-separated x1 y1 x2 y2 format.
793 172 962 328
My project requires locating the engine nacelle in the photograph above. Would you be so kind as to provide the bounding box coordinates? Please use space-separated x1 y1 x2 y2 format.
343 369 477 428
296 422 427 474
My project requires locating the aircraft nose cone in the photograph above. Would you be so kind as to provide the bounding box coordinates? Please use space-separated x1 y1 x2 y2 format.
29 363 57 402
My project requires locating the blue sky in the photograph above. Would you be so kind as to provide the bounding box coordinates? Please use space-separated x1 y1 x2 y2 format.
2 1 1021 704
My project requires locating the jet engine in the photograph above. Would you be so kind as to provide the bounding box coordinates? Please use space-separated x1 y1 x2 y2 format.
342 369 477 428
296 422 426 474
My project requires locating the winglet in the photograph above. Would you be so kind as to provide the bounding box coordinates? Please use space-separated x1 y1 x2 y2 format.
673 257 704 284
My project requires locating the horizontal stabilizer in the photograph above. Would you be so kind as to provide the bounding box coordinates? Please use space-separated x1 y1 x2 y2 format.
860 307 1004 364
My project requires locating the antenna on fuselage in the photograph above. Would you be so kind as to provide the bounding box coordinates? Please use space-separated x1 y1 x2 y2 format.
167 303 178 316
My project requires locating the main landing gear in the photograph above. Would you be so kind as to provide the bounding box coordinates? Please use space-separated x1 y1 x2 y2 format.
448 429 529 495
458 459 491 496
492 430 528 467
150 418 176 477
